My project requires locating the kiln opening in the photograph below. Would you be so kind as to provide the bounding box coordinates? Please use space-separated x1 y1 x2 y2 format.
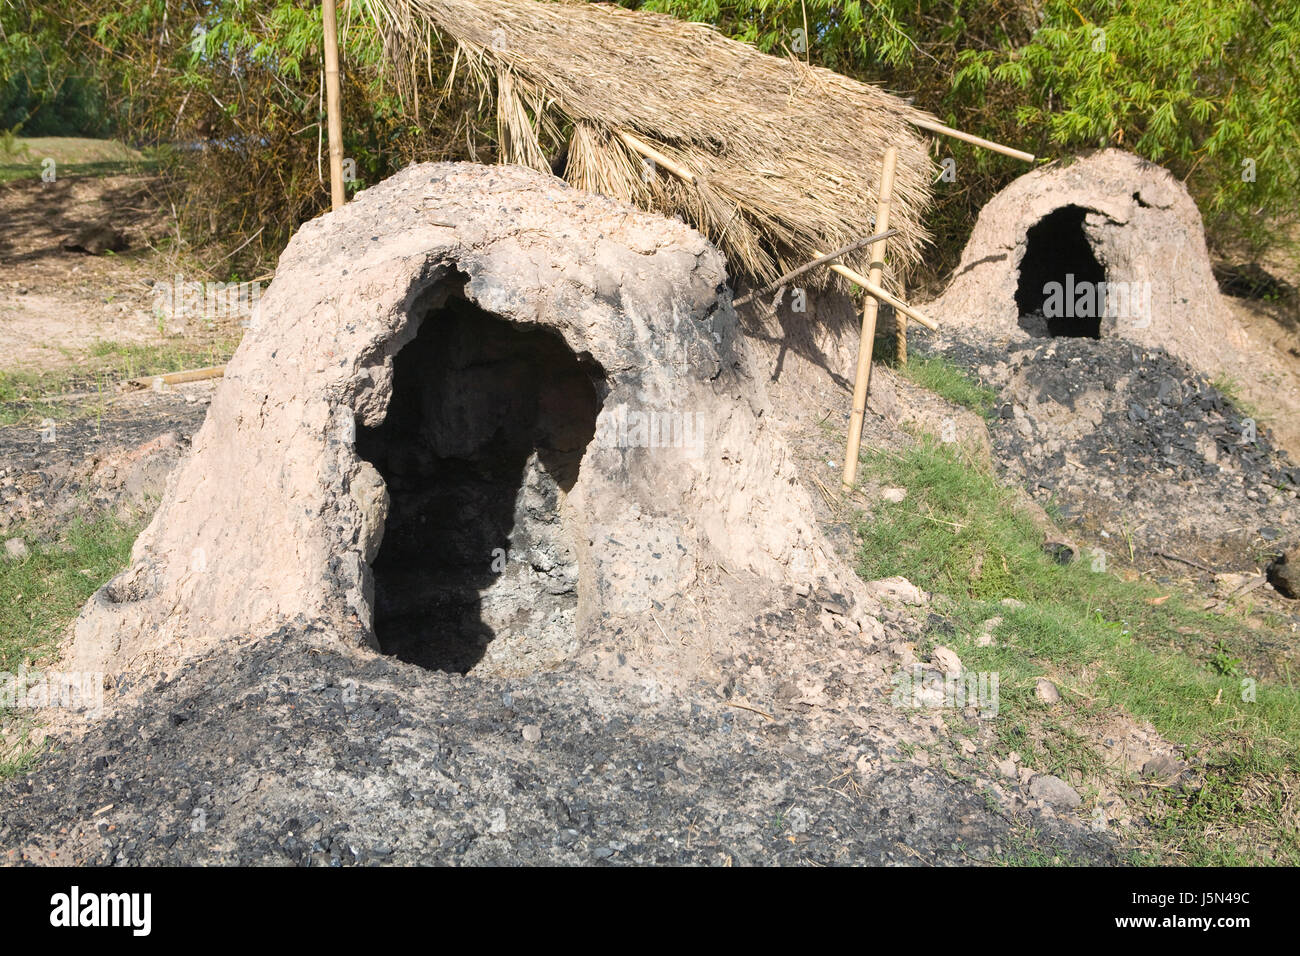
356 290 603 673
1016 205 1106 338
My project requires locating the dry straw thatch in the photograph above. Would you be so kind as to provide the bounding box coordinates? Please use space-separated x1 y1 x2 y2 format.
363 0 939 289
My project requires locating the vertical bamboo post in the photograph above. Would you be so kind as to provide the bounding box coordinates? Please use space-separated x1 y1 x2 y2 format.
841 146 898 491
323 0 346 211
895 275 908 366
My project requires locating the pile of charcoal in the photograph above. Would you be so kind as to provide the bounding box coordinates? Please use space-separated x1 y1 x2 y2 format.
918 331 1300 564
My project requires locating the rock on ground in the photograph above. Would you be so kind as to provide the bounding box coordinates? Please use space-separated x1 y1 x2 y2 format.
1028 774 1082 810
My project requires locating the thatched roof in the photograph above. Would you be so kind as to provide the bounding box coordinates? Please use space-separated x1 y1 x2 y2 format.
364 0 939 290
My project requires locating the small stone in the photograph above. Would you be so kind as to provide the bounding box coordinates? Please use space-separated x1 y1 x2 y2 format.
1215 571 1253 592
1028 774 1081 809
996 758 1017 779
1266 552 1299 600
1000 598 1025 610
1141 754 1185 781
522 724 542 744
1035 678 1061 704
960 739 977 756
3 538 28 561
864 576 925 606
881 487 907 503
888 640 918 666
931 645 962 676
976 616 1002 646
1043 540 1077 565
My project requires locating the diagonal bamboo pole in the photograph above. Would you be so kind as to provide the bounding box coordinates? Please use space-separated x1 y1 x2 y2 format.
733 228 898 307
812 256 937 330
841 146 898 492
908 117 1035 163
617 130 696 183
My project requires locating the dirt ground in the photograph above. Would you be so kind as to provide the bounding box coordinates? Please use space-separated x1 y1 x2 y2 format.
1220 284 1300 455
0 171 235 374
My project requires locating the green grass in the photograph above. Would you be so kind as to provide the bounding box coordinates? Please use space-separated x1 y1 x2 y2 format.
894 354 997 415
0 338 237 426
0 368 62 421
1128 752 1299 865
82 340 232 378
0 159 162 185
855 436 1300 864
993 830 1103 866
0 515 141 673
0 732 44 778
3 137 144 164
1209 373 1266 425
0 514 141 780
0 136 159 183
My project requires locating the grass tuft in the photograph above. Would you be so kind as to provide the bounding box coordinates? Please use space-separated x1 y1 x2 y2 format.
894 354 997 415
0 515 141 672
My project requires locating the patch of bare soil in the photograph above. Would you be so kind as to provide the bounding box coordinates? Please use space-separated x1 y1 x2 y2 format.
0 172 233 372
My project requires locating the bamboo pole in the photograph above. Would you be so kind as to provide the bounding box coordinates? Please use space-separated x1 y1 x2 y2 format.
323 0 346 211
895 275 908 366
617 130 696 183
841 146 897 491
733 228 899 307
908 117 1035 163
130 366 227 389
811 254 937 330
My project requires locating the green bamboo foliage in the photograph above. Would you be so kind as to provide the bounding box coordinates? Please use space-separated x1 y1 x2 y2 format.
2 0 489 273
